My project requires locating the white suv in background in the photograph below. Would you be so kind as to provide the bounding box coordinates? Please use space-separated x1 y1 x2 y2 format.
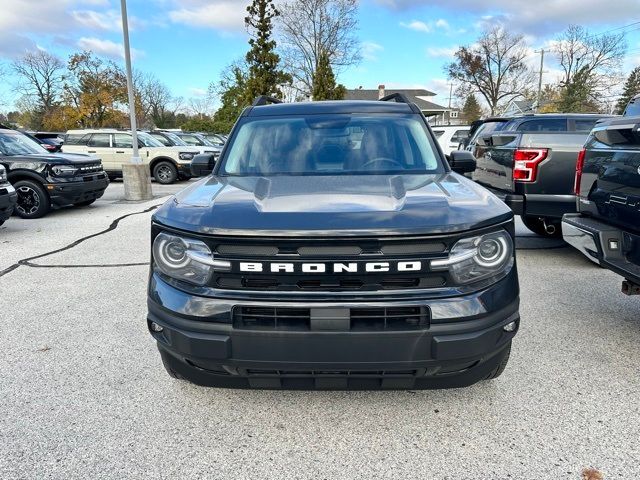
431 125 471 155
63 129 201 184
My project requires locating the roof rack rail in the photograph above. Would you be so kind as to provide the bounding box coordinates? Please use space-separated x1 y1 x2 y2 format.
252 95 283 107
379 93 412 104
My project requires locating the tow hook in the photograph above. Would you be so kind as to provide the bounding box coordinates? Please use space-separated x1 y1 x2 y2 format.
542 218 557 236
622 280 640 296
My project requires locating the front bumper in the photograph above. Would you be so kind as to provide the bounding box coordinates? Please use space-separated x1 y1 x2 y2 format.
0 183 17 221
562 214 640 285
47 173 109 206
147 271 520 389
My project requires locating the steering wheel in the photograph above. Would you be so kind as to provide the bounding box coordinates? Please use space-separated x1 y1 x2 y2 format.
359 157 403 170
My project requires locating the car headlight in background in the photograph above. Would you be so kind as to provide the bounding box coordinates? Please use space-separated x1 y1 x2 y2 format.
152 232 230 286
178 152 196 161
431 230 514 285
51 165 77 176
0 166 7 182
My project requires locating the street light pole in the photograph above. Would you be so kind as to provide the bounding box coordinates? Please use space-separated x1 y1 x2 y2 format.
119 0 152 200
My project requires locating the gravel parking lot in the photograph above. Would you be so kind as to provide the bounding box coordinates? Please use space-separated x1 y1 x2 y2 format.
0 180 638 479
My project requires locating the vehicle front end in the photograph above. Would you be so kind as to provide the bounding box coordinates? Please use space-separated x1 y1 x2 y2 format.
146 102 520 389
43 154 109 207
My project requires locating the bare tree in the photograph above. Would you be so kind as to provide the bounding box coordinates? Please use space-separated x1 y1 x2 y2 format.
188 96 213 119
554 25 627 102
447 27 534 115
12 50 65 128
277 0 360 94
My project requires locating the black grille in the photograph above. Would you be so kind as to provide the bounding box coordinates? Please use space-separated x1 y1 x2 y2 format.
232 306 430 331
204 235 453 292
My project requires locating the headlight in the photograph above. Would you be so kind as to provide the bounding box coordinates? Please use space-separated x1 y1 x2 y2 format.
152 232 230 286
51 165 77 176
178 152 196 161
0 166 6 182
431 231 514 285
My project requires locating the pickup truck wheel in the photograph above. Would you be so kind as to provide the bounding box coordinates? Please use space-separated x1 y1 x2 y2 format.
153 161 178 185
74 199 96 207
484 342 511 380
522 216 562 238
14 180 50 219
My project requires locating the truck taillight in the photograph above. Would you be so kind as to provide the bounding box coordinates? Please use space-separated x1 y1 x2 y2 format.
512 148 548 182
574 148 586 195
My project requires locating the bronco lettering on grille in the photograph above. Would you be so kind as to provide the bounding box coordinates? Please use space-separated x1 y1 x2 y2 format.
238 261 424 273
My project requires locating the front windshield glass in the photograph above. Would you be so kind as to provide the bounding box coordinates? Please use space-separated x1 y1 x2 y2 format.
220 114 443 176
138 132 165 147
0 130 48 155
624 98 640 116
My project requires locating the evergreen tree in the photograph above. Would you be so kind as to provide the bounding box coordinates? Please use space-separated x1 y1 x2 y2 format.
311 50 346 101
615 66 640 114
462 94 482 123
213 65 249 133
243 0 291 103
556 66 599 113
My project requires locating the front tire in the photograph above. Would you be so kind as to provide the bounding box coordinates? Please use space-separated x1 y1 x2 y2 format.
14 180 50 219
153 161 178 185
522 216 562 238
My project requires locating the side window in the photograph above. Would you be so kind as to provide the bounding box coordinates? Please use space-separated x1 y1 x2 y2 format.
432 130 445 138
180 135 199 145
451 130 469 143
516 119 567 132
87 133 111 147
150 134 170 146
574 119 599 132
114 133 133 148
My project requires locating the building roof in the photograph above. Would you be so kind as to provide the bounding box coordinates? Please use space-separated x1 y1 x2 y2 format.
345 89 448 114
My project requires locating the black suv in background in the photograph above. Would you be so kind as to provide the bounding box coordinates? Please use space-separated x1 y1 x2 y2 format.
563 115 640 295
0 126 108 219
471 114 611 237
147 96 520 390
0 165 17 226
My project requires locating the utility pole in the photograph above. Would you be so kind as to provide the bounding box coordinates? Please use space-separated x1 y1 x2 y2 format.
447 82 453 125
535 49 545 113
120 0 152 201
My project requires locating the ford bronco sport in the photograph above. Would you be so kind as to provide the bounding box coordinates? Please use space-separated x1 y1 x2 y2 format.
0 126 108 219
147 95 520 389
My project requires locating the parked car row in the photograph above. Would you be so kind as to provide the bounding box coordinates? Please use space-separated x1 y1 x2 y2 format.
0 125 109 220
0 125 221 225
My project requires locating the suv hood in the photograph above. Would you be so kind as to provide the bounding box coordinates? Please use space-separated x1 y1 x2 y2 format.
154 173 512 236
6 152 101 165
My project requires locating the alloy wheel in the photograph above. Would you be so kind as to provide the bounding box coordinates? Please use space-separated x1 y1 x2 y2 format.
16 185 41 216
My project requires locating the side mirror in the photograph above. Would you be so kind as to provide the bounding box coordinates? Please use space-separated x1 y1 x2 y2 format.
190 153 217 177
449 151 477 174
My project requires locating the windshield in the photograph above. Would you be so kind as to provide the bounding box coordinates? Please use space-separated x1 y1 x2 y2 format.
220 114 443 176
0 130 48 155
138 132 165 148
624 98 640 117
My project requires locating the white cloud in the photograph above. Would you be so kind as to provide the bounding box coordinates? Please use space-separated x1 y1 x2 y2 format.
188 87 207 97
71 10 121 31
426 46 457 58
168 1 245 31
377 0 640 34
435 19 450 29
77 37 144 60
362 41 384 61
400 20 431 33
